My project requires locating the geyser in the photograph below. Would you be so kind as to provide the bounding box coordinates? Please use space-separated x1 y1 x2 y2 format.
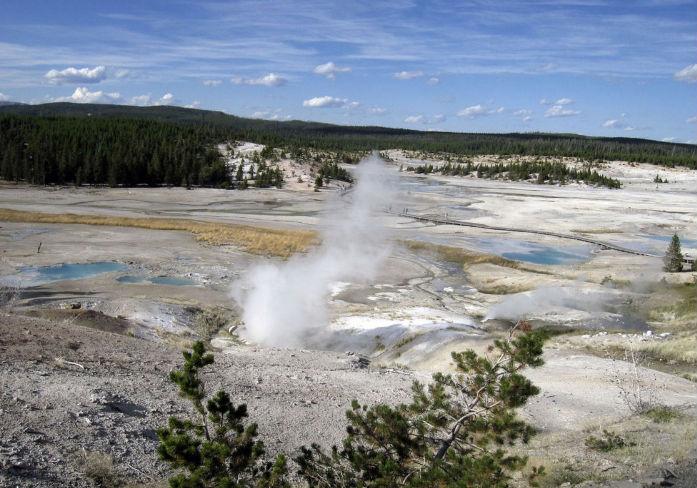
232 154 395 347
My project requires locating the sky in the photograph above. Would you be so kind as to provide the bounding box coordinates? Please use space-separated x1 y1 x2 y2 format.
1 0 696 143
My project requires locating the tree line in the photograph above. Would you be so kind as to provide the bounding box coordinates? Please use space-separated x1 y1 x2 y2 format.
0 114 231 187
1 103 695 169
408 160 622 188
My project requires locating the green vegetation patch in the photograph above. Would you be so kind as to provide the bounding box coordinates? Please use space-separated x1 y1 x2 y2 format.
585 430 634 452
642 405 681 423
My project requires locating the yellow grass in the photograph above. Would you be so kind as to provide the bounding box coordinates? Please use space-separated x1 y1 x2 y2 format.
402 240 523 270
635 334 697 364
0 208 317 258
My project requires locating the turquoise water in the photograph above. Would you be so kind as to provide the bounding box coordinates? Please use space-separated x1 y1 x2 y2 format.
502 247 590 265
467 237 591 265
117 275 195 286
5 262 127 287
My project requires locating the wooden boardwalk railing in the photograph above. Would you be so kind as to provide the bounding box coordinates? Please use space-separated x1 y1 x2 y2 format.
390 210 659 258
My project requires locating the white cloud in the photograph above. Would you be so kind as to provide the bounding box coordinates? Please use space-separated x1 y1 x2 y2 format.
624 126 636 131
404 115 425 124
674 64 697 83
202 79 222 86
313 62 351 79
405 114 445 124
687 115 697 124
662 137 676 142
540 97 574 106
129 92 175 106
0 93 8 101
54 86 121 104
159 93 174 105
427 77 440 85
251 109 291 120
544 104 580 117
302 96 351 108
185 101 201 109
393 70 423 80
368 107 386 115
457 104 494 118
603 119 621 128
114 69 131 79
45 66 107 84
513 109 533 122
231 73 287 86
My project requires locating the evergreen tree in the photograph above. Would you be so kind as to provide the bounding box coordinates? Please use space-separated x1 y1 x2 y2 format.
663 234 684 272
296 325 547 488
157 342 289 488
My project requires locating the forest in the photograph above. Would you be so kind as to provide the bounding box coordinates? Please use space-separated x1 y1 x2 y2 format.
0 114 230 187
1 102 696 187
409 159 622 188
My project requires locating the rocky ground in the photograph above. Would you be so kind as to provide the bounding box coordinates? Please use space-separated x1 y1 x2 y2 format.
0 313 416 487
2 310 696 487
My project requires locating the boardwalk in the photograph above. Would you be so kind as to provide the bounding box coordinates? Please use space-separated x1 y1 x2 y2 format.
392 210 660 258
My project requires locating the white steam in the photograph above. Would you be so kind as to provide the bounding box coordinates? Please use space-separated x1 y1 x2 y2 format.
484 284 617 322
232 154 394 347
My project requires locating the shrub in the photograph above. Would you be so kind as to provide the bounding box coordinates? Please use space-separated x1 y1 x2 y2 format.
296 325 548 487
157 342 288 487
193 307 229 342
642 405 680 423
584 430 633 452
75 450 122 488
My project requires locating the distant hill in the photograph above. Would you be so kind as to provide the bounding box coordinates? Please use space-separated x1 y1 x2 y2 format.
0 101 25 107
1 102 696 169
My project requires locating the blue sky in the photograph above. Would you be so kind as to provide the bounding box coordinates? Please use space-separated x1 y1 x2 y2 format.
1 0 696 142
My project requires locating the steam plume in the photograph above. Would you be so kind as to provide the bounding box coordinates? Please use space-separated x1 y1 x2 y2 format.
484 284 617 322
232 154 394 347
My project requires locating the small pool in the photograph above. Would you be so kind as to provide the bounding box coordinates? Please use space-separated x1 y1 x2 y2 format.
117 275 196 286
501 247 590 265
2 261 127 287
468 237 591 265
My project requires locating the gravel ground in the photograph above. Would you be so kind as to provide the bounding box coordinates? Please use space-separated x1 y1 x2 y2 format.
0 312 416 487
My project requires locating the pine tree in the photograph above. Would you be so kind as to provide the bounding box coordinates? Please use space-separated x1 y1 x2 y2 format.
663 234 684 273
157 342 289 488
296 324 547 488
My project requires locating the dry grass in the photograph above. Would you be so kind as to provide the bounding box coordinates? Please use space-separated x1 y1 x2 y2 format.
524 413 697 487
402 240 523 270
402 240 555 281
634 334 697 364
74 450 122 488
0 208 317 258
